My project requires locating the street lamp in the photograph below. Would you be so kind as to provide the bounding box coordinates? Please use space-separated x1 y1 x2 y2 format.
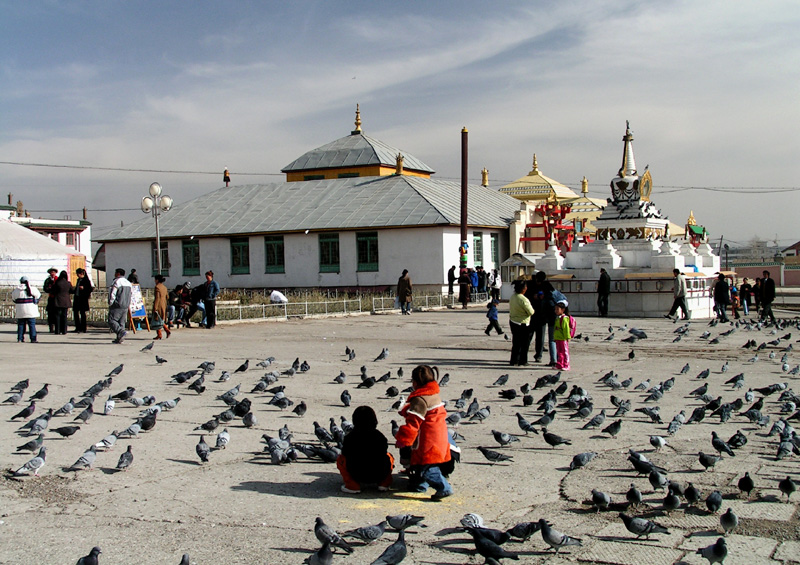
141 182 173 274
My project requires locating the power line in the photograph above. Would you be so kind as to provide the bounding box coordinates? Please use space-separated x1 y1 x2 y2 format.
0 160 283 176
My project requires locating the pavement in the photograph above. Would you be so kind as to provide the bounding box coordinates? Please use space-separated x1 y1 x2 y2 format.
0 307 798 564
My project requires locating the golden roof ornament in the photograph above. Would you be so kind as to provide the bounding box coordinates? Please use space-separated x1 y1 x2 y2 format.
529 154 540 175
687 210 696 226
395 153 404 175
352 103 362 134
581 176 588 194
481 167 489 187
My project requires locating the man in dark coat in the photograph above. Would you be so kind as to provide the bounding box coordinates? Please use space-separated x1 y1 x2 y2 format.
713 273 730 322
72 268 93 333
525 271 556 365
447 265 456 296
760 270 777 324
43 267 58 333
397 269 413 315
597 268 611 317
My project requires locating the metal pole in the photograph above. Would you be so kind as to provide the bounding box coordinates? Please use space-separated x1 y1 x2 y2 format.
154 206 162 274
460 127 468 271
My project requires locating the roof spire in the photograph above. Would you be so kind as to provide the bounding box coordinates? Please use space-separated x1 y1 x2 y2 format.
581 176 588 194
530 154 539 175
618 121 636 177
352 103 362 135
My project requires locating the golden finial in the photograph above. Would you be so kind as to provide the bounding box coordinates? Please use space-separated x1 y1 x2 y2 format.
687 210 696 226
352 103 362 134
581 176 588 194
395 153 404 175
481 167 489 187
530 154 539 175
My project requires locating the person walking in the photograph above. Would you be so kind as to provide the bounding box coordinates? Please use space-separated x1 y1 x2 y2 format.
509 279 535 366
713 273 730 322
447 265 457 296
52 270 72 335
489 269 502 301
597 268 611 317
397 269 413 315
752 277 762 313
760 270 777 324
739 277 752 316
12 276 40 343
395 365 454 500
152 275 171 339
203 270 220 328
43 267 58 333
127 269 139 284
457 269 470 309
665 269 689 320
108 268 133 344
485 299 506 338
71 268 93 333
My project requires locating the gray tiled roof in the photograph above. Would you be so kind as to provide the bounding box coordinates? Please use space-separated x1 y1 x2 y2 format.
95 176 520 242
281 132 435 173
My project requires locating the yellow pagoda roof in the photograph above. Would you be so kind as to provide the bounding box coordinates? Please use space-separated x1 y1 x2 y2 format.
499 154 579 201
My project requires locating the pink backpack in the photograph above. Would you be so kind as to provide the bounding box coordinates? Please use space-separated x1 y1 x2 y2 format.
568 316 577 338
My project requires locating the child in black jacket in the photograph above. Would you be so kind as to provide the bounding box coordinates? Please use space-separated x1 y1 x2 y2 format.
337 406 394 494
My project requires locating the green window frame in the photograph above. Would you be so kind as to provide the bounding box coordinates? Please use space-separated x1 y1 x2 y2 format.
182 239 200 276
304 174 325 181
230 237 250 275
150 241 169 277
490 233 499 269
319 233 340 273
473 232 484 267
356 231 379 272
264 235 285 274
338 172 359 178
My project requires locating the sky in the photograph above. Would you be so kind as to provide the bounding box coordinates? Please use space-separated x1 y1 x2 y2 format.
2 0 799 249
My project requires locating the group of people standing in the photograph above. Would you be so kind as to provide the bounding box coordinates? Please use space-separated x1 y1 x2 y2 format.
448 265 501 309
508 271 572 370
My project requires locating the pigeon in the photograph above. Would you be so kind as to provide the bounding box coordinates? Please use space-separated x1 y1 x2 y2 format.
619 513 669 539
11 402 36 421
491 430 520 447
466 528 519 562
385 514 424 531
155 355 168 364
304 542 333 565
116 445 134 471
140 341 154 352
478 446 513 464
103 396 115 416
505 521 541 541
215 428 230 449
515 413 538 435
711 432 736 457
699 452 721 471
179 555 191 565
650 436 667 451
314 517 354 554
570 452 597 470
3 392 22 404
242 412 257 428
95 431 119 451
720 508 738 536
779 476 796 501
374 348 389 362
542 428 572 449
493 374 509 386
10 378 30 392
107 363 124 377
344 520 387 544
626 484 642 508
293 401 307 417
13 446 46 476
196 435 210 463
234 360 249 373
706 490 723 513
662 491 681 513
539 519 582 553
602 419 622 437
69 445 98 470
680 363 690 374
591 489 611 512
649 469 668 492
370 531 406 565
459 514 484 529
52 425 81 439
76 546 102 565
582 409 606 429
194 417 220 433
696 537 727 564
16 434 45 453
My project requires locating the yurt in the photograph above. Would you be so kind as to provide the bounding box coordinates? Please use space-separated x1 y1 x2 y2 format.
0 219 88 287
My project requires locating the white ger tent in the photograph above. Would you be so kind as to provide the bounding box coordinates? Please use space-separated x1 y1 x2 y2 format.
0 219 87 287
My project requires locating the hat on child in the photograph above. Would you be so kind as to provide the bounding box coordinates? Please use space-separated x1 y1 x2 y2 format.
556 299 569 307
20 276 29 283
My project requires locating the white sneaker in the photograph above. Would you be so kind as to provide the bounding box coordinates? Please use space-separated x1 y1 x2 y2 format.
378 486 390 492
340 485 360 494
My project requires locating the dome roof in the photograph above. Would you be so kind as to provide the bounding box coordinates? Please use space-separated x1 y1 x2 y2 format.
499 154 578 201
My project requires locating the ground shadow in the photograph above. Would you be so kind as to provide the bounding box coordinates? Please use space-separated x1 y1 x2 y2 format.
231 471 341 499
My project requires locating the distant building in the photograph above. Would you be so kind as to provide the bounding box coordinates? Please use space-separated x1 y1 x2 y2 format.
95 108 520 290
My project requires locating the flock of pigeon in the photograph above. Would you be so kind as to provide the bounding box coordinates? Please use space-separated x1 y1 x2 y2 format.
3 310 800 564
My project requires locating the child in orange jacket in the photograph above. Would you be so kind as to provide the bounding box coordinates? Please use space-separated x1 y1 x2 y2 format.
395 365 454 500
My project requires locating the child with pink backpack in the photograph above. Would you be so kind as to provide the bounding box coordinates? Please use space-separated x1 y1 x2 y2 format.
553 299 575 370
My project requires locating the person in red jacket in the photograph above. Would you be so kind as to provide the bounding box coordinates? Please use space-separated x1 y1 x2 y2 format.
395 365 454 500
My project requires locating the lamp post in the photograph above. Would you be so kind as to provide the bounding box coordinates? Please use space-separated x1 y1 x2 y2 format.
141 182 173 275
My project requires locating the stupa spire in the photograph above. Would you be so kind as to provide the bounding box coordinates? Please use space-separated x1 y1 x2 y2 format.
529 154 539 175
352 103 362 134
618 121 637 177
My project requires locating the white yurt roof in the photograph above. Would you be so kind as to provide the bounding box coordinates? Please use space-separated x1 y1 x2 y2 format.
0 219 86 287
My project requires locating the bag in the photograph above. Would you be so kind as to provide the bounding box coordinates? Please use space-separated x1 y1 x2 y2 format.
149 312 164 330
569 315 577 338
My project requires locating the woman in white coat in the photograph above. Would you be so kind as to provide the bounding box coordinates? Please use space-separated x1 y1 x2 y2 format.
12 276 41 343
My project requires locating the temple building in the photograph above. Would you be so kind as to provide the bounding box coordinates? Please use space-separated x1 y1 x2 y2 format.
96 108 520 291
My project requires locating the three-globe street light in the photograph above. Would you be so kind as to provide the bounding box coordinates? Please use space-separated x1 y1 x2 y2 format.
141 182 173 275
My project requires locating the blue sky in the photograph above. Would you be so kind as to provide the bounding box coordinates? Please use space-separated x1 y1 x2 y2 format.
2 1 799 247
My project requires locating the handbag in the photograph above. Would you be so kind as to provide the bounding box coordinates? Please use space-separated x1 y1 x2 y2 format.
150 311 164 330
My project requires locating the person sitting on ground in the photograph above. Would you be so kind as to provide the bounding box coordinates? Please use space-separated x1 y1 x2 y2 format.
168 284 183 328
336 406 394 494
395 365 454 500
